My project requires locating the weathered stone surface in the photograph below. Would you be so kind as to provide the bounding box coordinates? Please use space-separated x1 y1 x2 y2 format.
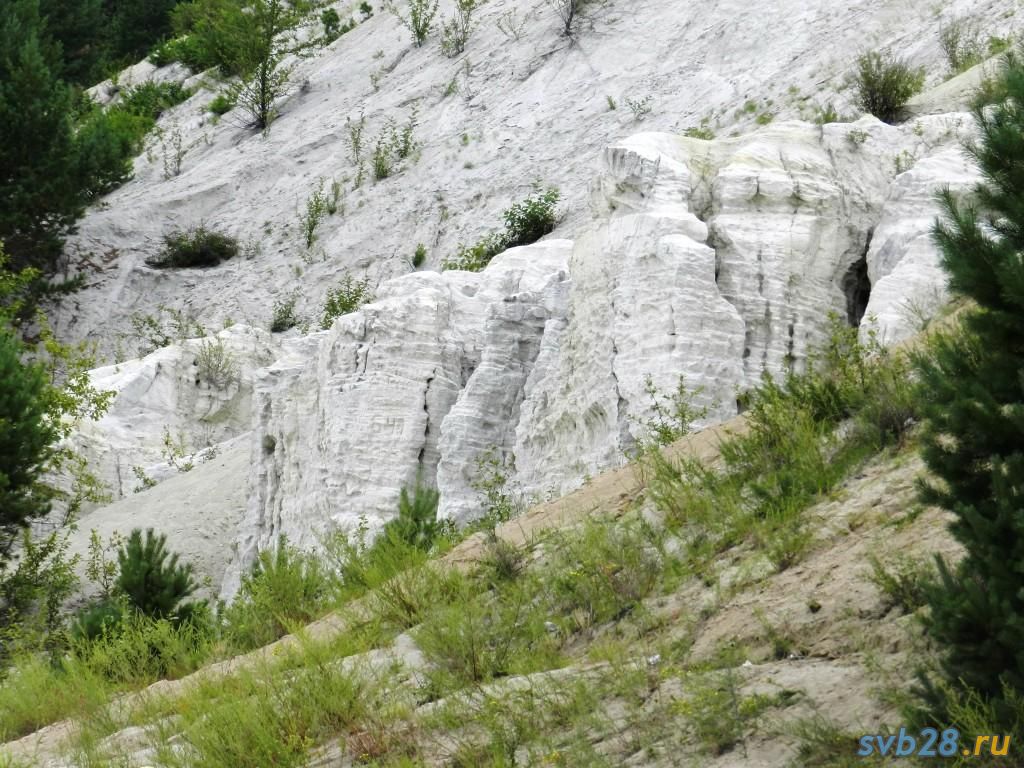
70 325 278 508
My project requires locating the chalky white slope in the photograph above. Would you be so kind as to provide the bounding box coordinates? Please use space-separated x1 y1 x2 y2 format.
54 0 1013 595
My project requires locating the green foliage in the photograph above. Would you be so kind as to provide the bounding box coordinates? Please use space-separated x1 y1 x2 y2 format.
147 643 374 768
70 606 213 684
207 90 236 115
867 553 932 614
416 577 562 691
0 529 78 658
117 81 191 120
911 51 1024 729
940 17 985 74
116 528 202 621
386 484 443 551
440 0 476 57
319 273 372 329
148 225 240 268
221 537 333 651
300 178 340 247
195 337 238 389
630 373 709 454
167 0 251 75
388 0 439 47
176 0 310 129
0 0 82 273
675 669 780 756
73 108 149 200
443 188 560 271
469 449 520 531
648 319 912 577
149 34 206 68
548 0 595 36
412 242 427 267
0 326 59 557
851 50 925 124
502 187 561 248
270 292 300 332
320 7 342 39
542 519 661 631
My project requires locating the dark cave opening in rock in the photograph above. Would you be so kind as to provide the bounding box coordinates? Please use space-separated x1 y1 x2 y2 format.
841 256 871 327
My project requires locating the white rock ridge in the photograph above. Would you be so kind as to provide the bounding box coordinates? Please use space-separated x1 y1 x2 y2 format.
219 116 981 595
71 325 278 508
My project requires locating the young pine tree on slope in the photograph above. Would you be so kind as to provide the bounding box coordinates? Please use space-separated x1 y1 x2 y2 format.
915 48 1024 728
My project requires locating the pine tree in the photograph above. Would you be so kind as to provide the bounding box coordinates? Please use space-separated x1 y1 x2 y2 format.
37 0 106 84
0 324 57 561
914 48 1024 725
116 528 199 619
0 0 82 273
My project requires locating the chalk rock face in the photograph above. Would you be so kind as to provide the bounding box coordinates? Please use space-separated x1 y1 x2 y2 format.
223 242 571 594
224 117 984 592
860 116 980 344
71 325 278 507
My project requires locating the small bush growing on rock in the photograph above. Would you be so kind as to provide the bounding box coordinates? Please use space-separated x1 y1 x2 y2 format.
148 226 239 268
412 243 427 267
503 187 560 247
440 0 477 57
270 292 300 332
629 373 709 455
388 0 439 47
320 273 373 329
940 17 983 73
116 82 191 121
208 91 236 116
443 188 560 271
194 337 239 389
300 178 340 248
851 50 925 124
547 0 596 37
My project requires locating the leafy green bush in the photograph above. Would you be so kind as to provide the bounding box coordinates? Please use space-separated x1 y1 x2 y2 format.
440 0 476 57
149 35 208 68
389 0 439 46
320 273 373 329
270 292 300 332
443 188 561 272
70 608 213 685
851 50 925 124
221 537 334 651
630 373 709 453
412 242 427 267
73 109 151 200
0 327 58 556
117 81 191 121
868 553 932 614
208 91 236 116
501 188 561 248
147 226 240 268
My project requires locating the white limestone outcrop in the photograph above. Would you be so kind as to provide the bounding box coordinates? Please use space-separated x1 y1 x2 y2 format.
71 324 278 507
217 115 983 595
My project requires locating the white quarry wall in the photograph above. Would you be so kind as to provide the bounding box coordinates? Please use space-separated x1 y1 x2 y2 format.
50 0 1013 600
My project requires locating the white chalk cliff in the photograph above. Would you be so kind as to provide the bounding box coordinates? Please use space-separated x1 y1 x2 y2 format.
52 0 1015 596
